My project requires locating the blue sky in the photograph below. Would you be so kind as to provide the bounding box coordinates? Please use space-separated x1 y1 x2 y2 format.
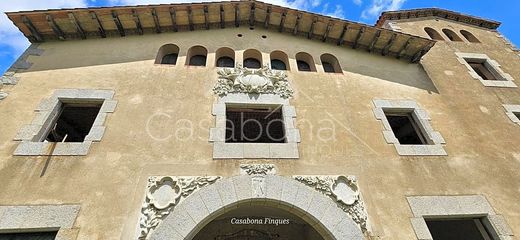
0 0 518 74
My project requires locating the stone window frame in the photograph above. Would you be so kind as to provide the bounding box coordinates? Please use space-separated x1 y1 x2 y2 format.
0 205 80 240
455 52 517 88
407 195 514 240
14 89 117 156
503 104 520 125
372 99 446 156
209 93 300 159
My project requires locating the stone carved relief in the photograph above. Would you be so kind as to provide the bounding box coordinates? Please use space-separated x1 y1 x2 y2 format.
139 176 221 239
240 164 277 175
213 65 294 99
293 175 368 232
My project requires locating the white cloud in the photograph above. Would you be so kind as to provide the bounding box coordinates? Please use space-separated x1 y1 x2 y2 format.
353 0 362 6
0 0 87 66
361 0 406 19
320 3 345 19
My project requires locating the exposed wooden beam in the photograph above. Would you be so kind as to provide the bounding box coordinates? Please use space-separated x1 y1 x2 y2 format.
46 14 65 40
112 10 125 37
249 3 255 27
368 29 381 52
68 12 86 39
204 5 209 30
220 5 225 28
308 17 317 39
337 23 348 46
22 16 43 42
234 4 240 27
278 10 287 32
90 11 106 38
322 20 333 42
132 9 144 35
293 13 302 35
412 42 434 63
169 7 178 32
382 33 397 56
264 7 271 29
188 6 194 31
151 8 162 33
397 37 413 59
352 26 365 49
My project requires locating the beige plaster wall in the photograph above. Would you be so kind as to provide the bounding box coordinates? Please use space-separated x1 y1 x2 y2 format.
0 24 519 239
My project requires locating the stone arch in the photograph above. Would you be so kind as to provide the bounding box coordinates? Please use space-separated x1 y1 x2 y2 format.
424 27 444 41
460 30 480 43
442 28 463 42
150 175 363 240
155 44 179 64
243 49 263 69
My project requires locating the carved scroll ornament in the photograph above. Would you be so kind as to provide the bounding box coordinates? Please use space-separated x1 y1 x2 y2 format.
293 175 368 232
213 64 294 98
139 176 221 239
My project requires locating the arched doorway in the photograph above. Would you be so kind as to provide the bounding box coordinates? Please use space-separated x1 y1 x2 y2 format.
148 175 363 240
194 204 324 240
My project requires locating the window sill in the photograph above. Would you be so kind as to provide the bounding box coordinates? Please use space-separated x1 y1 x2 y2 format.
14 141 92 156
213 142 299 159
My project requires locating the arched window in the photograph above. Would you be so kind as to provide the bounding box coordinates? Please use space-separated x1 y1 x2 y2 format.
243 49 262 69
442 29 463 42
186 45 208 66
460 30 480 43
216 47 235 68
320 53 342 73
424 27 444 41
155 44 179 65
270 50 290 71
295 52 316 72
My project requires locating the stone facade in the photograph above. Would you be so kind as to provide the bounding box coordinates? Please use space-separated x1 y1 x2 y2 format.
0 2 519 240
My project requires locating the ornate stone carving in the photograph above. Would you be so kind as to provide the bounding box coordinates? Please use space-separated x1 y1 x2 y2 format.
240 164 277 175
213 64 294 98
293 175 368 232
139 176 221 239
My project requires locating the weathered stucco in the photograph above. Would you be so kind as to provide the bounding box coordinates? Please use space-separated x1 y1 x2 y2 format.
0 17 519 240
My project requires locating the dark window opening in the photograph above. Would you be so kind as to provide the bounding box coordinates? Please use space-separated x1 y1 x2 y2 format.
271 59 287 70
244 58 261 69
424 27 444 41
322 62 335 73
0 231 58 240
226 106 286 143
426 218 495 240
189 55 207 66
385 112 427 145
161 53 178 65
467 60 497 80
45 103 102 142
460 30 480 43
442 29 463 42
297 60 311 72
514 112 520 120
217 57 235 68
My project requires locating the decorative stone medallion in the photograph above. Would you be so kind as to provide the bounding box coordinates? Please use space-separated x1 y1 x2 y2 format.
240 164 277 175
139 176 221 239
213 64 294 99
293 175 368 232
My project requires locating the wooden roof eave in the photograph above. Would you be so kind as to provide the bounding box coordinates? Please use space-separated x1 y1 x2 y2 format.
5 0 435 63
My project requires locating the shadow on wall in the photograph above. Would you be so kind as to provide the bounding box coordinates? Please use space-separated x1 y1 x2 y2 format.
349 60 439 94
15 33 439 94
